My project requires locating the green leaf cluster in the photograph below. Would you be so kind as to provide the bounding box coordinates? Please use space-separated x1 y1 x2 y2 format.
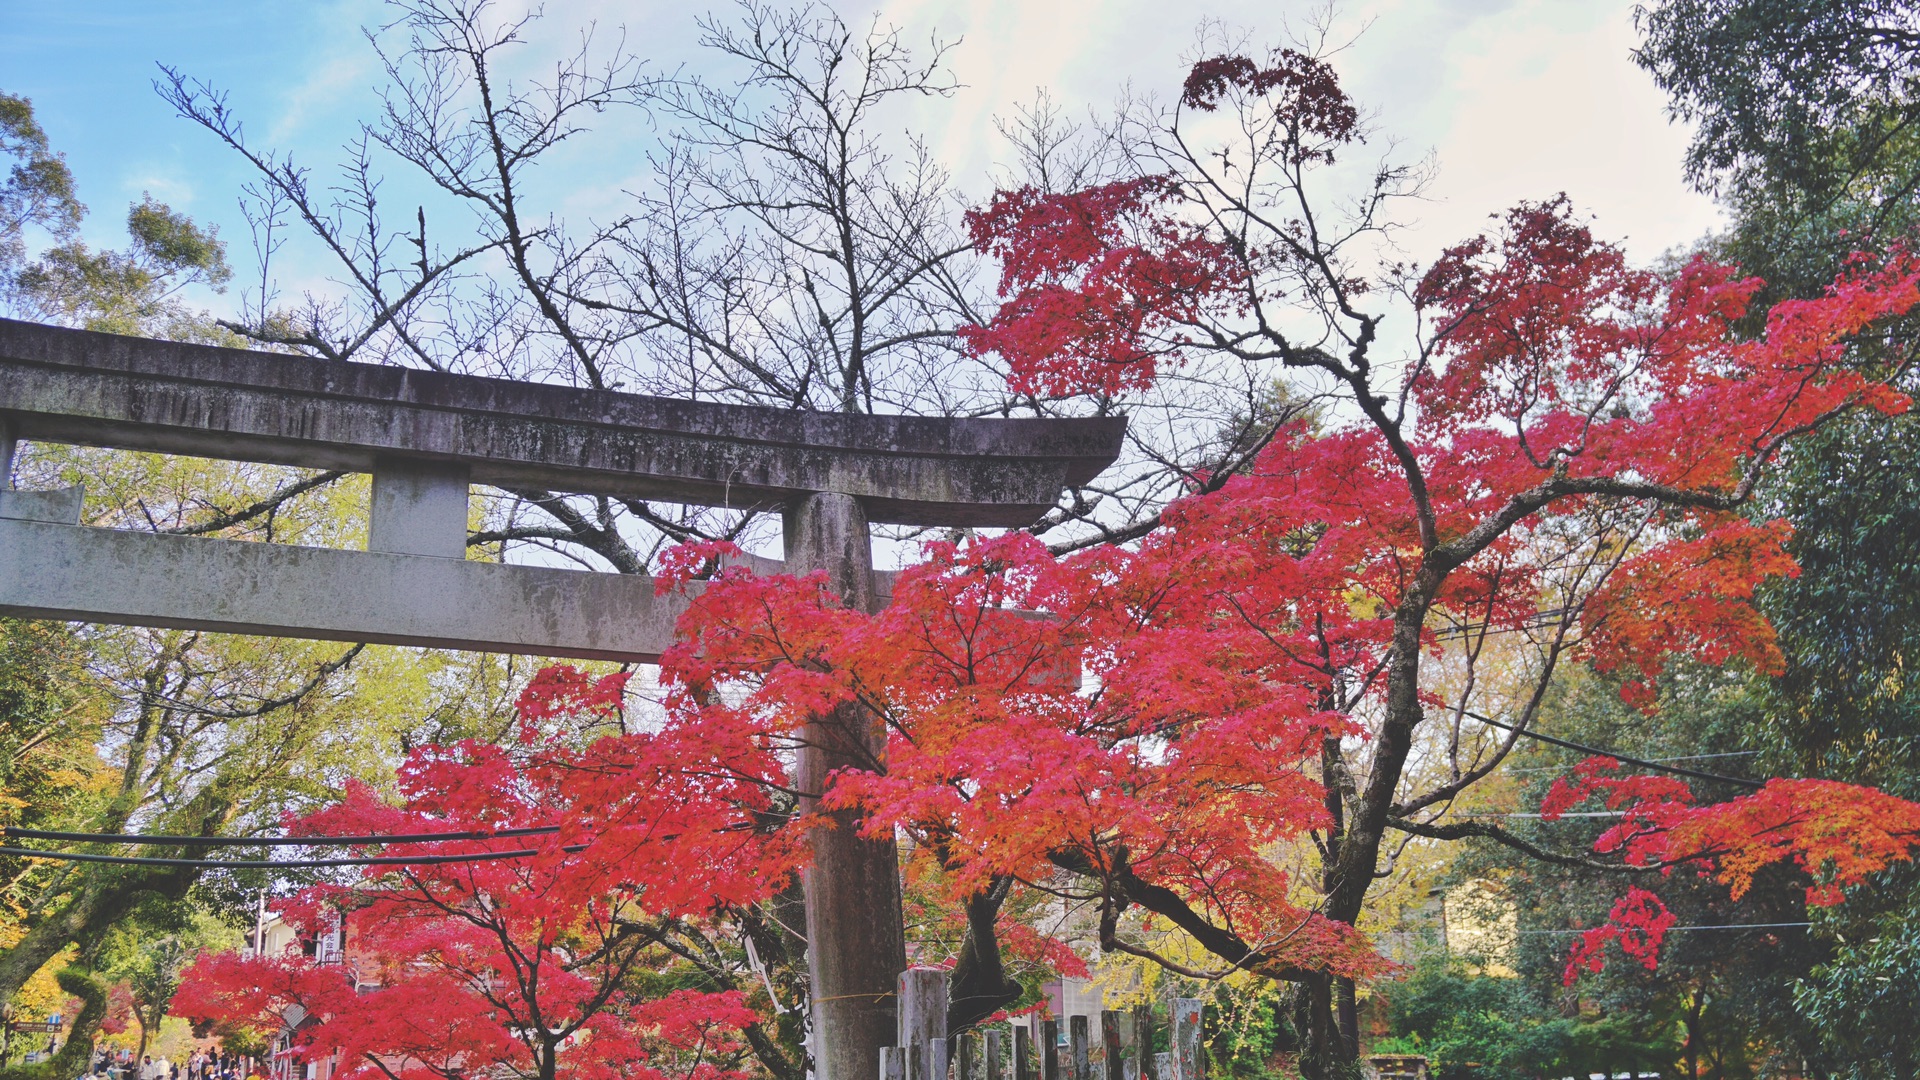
1383 958 1679 1080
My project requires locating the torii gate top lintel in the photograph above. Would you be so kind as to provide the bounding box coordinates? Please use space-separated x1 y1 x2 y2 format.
0 318 1124 527
0 318 1126 664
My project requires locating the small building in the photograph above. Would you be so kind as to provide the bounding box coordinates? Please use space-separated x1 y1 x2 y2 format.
1365 1055 1429 1080
245 907 369 1080
1441 879 1517 976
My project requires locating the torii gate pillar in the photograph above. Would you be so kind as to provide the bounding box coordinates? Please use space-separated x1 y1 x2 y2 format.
785 492 905 1080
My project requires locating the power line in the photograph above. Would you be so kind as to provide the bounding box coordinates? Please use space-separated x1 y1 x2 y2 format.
2 826 561 847
1504 751 1759 774
1 820 758 869
1461 710 1766 790
1460 811 1626 819
1432 609 1574 642
0 843 587 870
1517 922 1810 935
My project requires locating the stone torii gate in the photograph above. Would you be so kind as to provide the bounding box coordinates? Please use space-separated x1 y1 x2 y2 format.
0 317 1126 1080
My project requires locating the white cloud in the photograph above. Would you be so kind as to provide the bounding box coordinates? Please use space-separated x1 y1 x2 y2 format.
847 0 1720 261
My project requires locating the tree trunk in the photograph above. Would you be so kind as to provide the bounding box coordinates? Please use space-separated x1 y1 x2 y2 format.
1684 992 1702 1078
1298 735 1364 1079
785 493 908 1080
0 872 139 1005
1334 977 1358 1059
1291 972 1359 1072
46 968 107 1080
946 878 1022 1035
1297 583 1445 1079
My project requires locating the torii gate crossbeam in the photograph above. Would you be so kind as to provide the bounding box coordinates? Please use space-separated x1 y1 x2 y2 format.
0 318 1127 1080
0 318 1122 660
0 317 1128 1080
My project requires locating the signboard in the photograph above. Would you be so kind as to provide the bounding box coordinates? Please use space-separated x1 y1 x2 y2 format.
8 1020 61 1033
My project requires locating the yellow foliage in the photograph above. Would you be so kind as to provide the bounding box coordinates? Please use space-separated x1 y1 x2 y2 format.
10 948 78 1020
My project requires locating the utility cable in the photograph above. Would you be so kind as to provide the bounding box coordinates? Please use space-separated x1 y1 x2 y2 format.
1517 922 1810 935
0 820 758 870
0 843 588 870
2 826 561 847
1504 751 1759 774
1461 709 1765 790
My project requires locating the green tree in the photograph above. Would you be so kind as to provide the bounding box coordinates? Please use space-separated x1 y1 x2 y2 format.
1634 5 1920 1074
94 907 240 1061
1635 0 1920 215
1382 954 1681 1080
0 92 82 282
1636 0 1920 315
1744 403 1920 1077
1453 666 1825 1076
3 90 231 340
0 87 555 1012
13 194 232 339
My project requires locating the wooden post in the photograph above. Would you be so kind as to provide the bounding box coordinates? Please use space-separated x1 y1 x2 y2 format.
1041 1019 1061 1080
790 492 909 1080
1014 1022 1034 1080
1101 1011 1124 1080
931 1038 949 1080
1152 1054 1174 1080
1131 1007 1153 1080
986 1028 1005 1080
1170 1000 1202 1080
956 1033 976 1080
1069 1016 1090 1080
881 1047 907 1080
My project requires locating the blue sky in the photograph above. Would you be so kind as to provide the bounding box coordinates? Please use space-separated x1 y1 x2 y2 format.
1 1 1722 303
1 4 367 239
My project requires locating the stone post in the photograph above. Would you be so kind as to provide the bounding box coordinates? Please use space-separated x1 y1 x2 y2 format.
369 458 471 559
1130 1007 1153 1080
788 492 908 1080
1101 1010 1124 1080
0 414 16 489
1170 1001 1202 1080
899 967 949 1080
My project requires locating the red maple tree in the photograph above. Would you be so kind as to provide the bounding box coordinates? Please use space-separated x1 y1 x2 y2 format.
659 43 1920 1077
174 40 1920 1080
1544 757 1920 983
173 671 801 1080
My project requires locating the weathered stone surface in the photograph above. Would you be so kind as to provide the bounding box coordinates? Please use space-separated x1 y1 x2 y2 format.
0 518 690 661
1170 1001 1202 1080
898 968 951 1080
0 319 1126 526
0 413 16 488
0 485 81 525
369 458 471 559
789 493 909 1080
